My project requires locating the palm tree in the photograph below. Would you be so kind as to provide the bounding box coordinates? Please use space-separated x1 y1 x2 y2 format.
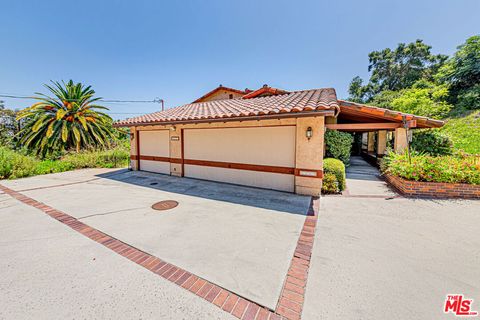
17 80 115 156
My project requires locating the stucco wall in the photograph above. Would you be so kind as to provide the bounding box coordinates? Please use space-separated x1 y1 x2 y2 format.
294 117 325 195
130 127 138 170
196 89 244 102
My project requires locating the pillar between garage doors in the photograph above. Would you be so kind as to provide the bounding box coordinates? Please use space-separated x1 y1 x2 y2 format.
294 117 325 196
169 126 183 177
130 127 139 170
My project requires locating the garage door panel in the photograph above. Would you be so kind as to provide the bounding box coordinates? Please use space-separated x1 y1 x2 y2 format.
185 165 295 192
184 127 295 167
139 160 171 175
139 130 170 175
184 126 295 192
139 131 169 157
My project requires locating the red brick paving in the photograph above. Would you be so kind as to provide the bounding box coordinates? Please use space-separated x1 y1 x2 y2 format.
275 197 319 320
0 184 320 320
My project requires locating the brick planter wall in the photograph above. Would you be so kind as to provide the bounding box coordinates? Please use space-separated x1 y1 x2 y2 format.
384 174 480 199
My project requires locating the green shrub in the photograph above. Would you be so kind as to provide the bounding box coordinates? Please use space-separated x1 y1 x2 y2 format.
411 130 453 156
61 147 129 169
381 152 480 184
324 130 354 165
35 160 75 175
0 145 129 180
321 173 339 194
0 147 39 179
323 158 346 193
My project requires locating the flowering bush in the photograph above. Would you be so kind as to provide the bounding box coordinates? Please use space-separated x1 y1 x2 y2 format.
322 158 346 193
321 173 339 194
380 152 480 185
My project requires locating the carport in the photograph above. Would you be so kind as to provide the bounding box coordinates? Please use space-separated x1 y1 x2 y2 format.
326 100 444 162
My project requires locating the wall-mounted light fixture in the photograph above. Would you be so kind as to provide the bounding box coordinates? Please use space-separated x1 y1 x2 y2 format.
170 126 176 131
306 126 313 140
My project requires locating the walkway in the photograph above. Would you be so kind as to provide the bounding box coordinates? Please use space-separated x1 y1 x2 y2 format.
343 156 397 197
303 156 480 319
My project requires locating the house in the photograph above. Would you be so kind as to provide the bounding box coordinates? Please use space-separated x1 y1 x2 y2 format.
192 85 250 103
114 85 443 196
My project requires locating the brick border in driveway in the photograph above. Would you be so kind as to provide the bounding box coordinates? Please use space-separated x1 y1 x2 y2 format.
0 183 319 320
275 197 319 320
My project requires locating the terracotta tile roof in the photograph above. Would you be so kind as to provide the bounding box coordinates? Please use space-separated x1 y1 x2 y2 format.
115 88 339 126
338 100 444 128
242 85 289 99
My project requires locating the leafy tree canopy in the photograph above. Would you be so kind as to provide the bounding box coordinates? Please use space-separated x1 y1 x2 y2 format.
437 35 480 109
0 103 20 146
349 40 447 103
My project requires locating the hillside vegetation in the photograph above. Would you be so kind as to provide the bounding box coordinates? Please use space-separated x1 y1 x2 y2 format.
0 146 129 180
440 111 480 154
349 35 480 154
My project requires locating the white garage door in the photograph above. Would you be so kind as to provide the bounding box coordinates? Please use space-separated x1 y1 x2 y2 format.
184 126 296 192
138 130 170 174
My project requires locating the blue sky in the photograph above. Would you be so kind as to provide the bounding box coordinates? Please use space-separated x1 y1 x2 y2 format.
1 0 479 119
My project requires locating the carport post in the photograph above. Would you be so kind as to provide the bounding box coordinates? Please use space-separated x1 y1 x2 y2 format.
394 128 408 153
377 130 387 157
367 132 375 153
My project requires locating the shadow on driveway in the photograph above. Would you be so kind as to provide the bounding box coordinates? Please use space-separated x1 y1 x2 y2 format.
96 169 311 216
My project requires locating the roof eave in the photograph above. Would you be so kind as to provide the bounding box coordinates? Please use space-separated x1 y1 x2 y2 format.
338 99 445 128
113 109 335 128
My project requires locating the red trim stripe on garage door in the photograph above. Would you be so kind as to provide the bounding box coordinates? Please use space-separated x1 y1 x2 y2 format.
131 155 323 178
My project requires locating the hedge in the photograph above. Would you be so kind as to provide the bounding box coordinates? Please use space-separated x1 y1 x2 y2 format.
324 129 354 165
411 130 453 156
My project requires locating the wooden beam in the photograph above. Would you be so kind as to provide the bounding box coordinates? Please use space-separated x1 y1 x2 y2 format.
406 120 417 128
326 123 402 131
326 121 417 131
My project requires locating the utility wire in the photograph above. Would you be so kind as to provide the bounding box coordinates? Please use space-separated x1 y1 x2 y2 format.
0 93 164 117
0 94 32 99
0 94 163 105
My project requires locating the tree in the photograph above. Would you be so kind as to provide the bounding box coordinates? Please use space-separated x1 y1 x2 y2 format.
0 102 20 146
348 40 447 102
374 80 452 119
437 35 480 109
17 80 116 157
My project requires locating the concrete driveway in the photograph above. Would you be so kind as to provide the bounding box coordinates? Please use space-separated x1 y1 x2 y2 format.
0 191 234 320
303 158 480 320
1 169 311 311
2 163 479 320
